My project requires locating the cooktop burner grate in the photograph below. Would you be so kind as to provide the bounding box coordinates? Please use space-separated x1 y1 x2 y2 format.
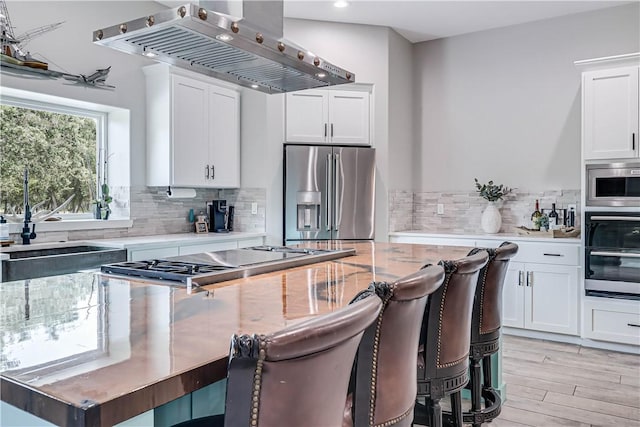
101 260 236 283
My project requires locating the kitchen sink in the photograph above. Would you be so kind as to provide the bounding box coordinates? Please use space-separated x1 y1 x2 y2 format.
1 244 127 282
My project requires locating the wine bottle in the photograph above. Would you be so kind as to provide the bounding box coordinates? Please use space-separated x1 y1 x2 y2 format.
548 203 558 229
530 199 542 230
567 207 575 228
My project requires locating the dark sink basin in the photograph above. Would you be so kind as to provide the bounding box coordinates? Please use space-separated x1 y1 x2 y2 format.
1 245 127 282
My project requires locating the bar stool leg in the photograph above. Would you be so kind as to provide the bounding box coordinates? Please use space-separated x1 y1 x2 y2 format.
450 391 463 427
428 397 443 427
470 356 482 427
482 354 493 407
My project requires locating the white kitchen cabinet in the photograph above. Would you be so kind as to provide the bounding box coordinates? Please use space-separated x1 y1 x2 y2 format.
582 66 639 160
144 64 240 188
583 297 640 346
503 261 579 335
285 89 370 145
576 53 640 161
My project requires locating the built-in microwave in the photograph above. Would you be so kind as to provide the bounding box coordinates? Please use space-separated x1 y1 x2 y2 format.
586 162 640 207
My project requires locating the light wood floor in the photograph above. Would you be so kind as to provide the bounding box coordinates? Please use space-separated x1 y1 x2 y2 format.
490 335 640 427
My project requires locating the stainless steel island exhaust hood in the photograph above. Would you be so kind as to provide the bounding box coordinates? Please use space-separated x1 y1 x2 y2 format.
93 1 355 94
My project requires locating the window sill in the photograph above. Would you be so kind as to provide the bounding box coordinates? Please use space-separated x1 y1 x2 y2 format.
7 219 133 233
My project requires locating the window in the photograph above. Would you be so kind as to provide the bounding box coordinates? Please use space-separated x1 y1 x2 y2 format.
0 97 106 218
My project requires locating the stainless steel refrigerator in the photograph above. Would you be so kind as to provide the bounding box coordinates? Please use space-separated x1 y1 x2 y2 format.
284 144 375 244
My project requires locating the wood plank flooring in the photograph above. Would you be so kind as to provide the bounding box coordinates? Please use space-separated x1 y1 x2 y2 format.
494 335 640 427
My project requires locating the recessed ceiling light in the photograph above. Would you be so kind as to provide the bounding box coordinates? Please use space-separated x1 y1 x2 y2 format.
334 0 349 8
216 34 233 42
251 84 259 89
143 51 157 57
316 73 326 78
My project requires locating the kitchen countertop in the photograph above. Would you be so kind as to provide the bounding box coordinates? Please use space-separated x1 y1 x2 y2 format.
0 241 469 427
84 231 267 250
0 232 267 259
390 230 581 244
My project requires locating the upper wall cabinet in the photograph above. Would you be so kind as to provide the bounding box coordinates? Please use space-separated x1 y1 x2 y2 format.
578 54 640 160
144 64 240 188
286 88 370 145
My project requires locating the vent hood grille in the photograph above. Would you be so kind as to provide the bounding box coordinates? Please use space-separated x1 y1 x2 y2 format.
93 3 354 94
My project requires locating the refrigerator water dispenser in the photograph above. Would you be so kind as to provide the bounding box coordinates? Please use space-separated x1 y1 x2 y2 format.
296 191 321 231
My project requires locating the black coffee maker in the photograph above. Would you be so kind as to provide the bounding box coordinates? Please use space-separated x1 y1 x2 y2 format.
209 200 232 233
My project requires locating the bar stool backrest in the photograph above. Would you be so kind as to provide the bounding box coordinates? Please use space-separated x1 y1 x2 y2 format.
349 264 446 427
468 242 519 344
223 295 382 427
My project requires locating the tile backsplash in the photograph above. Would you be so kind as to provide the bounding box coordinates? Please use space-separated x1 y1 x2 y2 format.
17 186 266 242
389 189 581 234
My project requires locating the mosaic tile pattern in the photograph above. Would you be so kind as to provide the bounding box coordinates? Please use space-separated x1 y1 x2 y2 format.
389 189 581 233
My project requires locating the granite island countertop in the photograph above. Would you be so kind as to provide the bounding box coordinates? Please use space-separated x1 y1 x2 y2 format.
0 242 470 427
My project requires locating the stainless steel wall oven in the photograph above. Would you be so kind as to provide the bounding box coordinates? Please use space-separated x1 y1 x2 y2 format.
585 211 640 299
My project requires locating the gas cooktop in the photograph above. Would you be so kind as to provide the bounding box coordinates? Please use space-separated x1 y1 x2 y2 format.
100 246 355 289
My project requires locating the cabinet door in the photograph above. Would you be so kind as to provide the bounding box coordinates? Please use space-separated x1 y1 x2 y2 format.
172 75 209 186
285 90 329 143
502 262 525 328
583 67 639 160
209 86 240 188
525 263 579 335
329 91 370 145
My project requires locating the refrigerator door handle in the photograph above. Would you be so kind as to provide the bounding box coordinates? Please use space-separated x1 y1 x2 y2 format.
326 154 332 231
334 153 340 232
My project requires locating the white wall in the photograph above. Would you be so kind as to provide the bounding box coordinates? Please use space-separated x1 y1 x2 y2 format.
388 29 415 190
1 1 165 187
413 3 640 192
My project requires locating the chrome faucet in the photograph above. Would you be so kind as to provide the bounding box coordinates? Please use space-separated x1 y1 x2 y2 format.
21 168 36 245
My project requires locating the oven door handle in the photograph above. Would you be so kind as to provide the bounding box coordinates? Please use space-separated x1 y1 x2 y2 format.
590 251 640 258
589 216 640 221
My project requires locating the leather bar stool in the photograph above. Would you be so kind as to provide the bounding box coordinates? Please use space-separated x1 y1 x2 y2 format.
172 294 382 427
461 242 519 427
344 264 446 427
413 251 489 427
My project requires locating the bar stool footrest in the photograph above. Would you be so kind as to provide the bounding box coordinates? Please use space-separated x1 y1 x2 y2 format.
441 387 502 426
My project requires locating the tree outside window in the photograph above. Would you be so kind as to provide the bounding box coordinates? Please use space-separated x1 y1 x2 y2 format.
0 103 101 216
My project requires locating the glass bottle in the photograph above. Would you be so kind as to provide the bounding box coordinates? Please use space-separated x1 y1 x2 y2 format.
548 203 558 229
530 199 542 230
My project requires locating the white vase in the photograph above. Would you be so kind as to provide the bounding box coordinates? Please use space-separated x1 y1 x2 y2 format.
481 201 502 234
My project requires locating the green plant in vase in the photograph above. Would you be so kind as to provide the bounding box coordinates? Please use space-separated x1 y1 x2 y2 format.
474 178 512 234
95 183 112 220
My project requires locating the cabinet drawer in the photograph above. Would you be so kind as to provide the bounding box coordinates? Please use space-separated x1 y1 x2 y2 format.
512 242 579 265
237 237 264 248
390 235 475 248
179 241 238 255
130 247 179 261
584 299 640 346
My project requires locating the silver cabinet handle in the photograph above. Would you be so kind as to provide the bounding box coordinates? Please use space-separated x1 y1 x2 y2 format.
211 164 215 180
591 251 640 259
326 154 332 231
331 123 334 138
518 271 524 286
205 165 210 179
590 216 640 221
324 123 327 138
527 271 533 287
334 153 340 232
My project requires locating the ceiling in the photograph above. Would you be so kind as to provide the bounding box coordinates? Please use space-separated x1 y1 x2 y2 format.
283 1 635 43
156 1 636 44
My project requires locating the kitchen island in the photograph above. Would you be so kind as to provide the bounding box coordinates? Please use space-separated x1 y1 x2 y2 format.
0 242 472 426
